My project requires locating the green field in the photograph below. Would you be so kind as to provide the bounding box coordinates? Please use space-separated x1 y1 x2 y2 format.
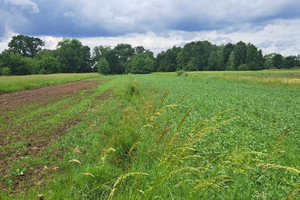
0 72 299 199
155 69 300 88
0 73 100 94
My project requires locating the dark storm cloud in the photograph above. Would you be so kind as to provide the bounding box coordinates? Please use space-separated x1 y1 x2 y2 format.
1 0 300 56
1 0 300 37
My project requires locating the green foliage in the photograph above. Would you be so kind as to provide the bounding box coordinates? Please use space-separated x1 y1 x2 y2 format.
37 50 61 74
220 43 235 70
97 58 110 75
272 54 284 69
1 67 11 76
177 41 213 71
157 46 181 72
206 51 220 71
237 64 249 71
0 34 299 77
8 34 44 57
56 39 92 73
0 51 33 75
176 69 186 76
126 54 155 74
233 41 247 69
246 43 260 70
284 55 298 69
113 44 135 74
226 51 236 71
125 76 140 96
184 58 198 71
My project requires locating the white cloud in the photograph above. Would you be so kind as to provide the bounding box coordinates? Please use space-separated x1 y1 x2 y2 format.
4 0 40 13
77 19 300 56
0 1 299 56
1 19 299 56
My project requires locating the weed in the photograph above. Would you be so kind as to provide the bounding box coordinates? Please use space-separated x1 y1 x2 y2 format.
176 69 186 76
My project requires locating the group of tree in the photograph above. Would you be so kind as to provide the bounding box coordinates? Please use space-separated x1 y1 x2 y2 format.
0 35 92 75
0 34 299 76
157 41 300 72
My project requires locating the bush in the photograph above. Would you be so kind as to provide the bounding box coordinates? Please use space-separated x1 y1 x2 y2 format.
237 64 249 71
176 70 186 76
125 75 140 96
1 67 11 76
97 58 110 75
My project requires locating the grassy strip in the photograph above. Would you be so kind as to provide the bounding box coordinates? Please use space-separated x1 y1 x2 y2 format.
0 73 101 94
154 69 300 88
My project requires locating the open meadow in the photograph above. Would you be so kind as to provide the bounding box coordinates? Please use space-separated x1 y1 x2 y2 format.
0 71 299 199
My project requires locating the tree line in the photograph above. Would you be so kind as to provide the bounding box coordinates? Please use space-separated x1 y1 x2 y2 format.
0 34 299 76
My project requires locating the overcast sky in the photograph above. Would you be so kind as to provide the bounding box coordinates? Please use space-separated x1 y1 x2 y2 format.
0 0 300 55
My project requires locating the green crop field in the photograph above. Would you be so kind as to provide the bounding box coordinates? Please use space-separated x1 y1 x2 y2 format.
0 71 299 199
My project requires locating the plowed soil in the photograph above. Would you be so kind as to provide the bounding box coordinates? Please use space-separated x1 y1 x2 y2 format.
0 80 104 193
0 81 99 111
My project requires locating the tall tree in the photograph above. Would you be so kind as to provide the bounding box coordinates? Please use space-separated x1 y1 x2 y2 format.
272 54 283 69
284 55 297 69
126 53 155 74
113 44 134 74
246 43 259 70
92 46 118 73
220 43 234 69
8 34 44 57
55 39 92 73
226 51 236 71
177 41 213 71
134 46 146 55
233 41 247 69
0 50 33 75
207 51 220 71
264 53 276 69
157 46 181 72
36 50 61 74
97 58 110 75
257 50 265 70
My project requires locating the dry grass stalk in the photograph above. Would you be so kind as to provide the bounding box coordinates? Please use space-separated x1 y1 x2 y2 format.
68 159 82 164
109 172 148 198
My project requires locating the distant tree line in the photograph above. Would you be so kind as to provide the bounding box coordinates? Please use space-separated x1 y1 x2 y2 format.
0 34 299 76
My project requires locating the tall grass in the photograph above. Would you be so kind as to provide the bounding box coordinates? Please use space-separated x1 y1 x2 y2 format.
0 73 100 94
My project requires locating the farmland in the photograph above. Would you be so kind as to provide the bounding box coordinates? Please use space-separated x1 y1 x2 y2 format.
0 73 100 94
0 71 299 199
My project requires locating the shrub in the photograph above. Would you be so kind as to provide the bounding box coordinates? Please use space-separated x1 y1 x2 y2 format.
97 58 110 75
237 64 249 71
1 67 11 76
176 69 186 76
125 75 140 96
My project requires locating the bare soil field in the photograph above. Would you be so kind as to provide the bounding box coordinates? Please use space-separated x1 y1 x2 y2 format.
0 81 99 111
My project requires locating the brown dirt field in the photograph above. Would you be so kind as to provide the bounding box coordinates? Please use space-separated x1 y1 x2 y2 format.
0 81 99 111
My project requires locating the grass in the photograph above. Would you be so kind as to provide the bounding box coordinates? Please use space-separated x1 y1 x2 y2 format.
0 73 100 94
0 71 299 199
154 69 300 88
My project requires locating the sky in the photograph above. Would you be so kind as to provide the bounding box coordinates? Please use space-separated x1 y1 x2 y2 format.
0 0 300 56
